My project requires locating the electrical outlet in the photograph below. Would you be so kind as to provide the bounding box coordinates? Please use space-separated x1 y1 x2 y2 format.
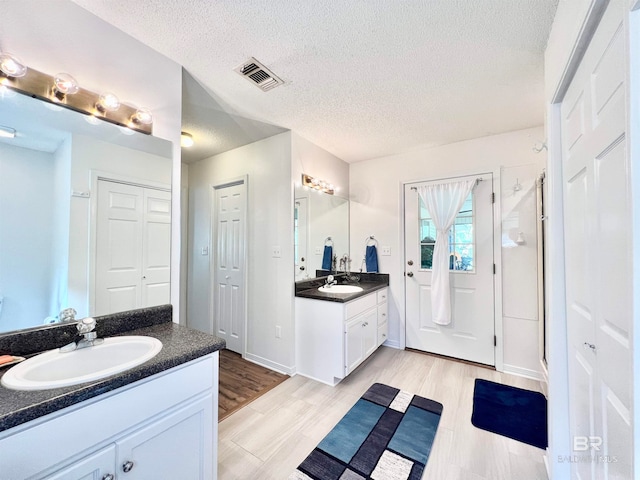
315 247 322 255
272 246 282 258
275 325 282 338
381 246 391 256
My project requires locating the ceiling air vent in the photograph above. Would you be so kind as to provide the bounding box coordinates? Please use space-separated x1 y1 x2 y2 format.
234 57 284 92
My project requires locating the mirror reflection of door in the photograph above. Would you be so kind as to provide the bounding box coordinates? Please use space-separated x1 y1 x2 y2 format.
94 179 171 316
294 197 309 280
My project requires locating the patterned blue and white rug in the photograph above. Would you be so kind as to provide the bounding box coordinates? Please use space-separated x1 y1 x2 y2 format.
290 383 443 480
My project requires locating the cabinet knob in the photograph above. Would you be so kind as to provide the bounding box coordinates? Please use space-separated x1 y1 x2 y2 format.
122 461 135 472
102 475 115 480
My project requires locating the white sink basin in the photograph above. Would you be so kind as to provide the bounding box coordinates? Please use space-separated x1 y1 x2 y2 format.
318 284 364 294
0 336 162 391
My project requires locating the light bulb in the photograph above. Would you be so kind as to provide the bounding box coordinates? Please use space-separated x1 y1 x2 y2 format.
97 92 120 112
53 73 79 95
132 108 153 125
0 53 27 78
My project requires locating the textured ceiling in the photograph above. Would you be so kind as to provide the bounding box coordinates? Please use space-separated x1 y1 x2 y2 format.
72 0 558 163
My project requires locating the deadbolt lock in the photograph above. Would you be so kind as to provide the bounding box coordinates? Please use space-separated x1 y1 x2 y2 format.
407 260 414 266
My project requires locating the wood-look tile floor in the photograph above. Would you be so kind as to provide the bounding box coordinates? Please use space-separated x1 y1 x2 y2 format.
218 347 548 480
218 349 289 421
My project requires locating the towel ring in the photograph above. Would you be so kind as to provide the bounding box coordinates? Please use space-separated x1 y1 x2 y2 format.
364 235 378 247
324 236 334 246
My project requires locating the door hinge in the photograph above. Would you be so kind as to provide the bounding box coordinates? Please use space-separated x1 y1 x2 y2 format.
494 335 497 347
491 192 495 204
493 263 496 274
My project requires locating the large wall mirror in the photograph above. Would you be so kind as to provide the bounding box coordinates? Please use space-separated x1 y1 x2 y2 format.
0 91 173 334
294 185 349 280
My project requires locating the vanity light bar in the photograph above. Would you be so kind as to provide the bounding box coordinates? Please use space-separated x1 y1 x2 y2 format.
302 174 335 195
0 56 153 135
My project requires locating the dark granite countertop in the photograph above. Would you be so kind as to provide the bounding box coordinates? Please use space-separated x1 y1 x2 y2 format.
0 305 225 433
295 272 389 303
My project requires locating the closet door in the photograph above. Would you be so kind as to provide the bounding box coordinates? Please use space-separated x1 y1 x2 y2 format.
142 189 171 307
95 182 144 316
95 180 171 316
560 0 632 477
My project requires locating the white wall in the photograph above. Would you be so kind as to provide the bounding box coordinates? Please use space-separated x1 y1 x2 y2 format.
0 143 57 330
349 126 545 376
49 137 72 318
1 0 183 320
188 132 294 372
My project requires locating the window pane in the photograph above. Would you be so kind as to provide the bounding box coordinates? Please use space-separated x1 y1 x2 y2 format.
417 191 474 272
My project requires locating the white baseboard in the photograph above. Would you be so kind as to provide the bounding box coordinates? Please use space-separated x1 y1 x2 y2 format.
243 352 295 376
382 339 401 349
502 363 545 381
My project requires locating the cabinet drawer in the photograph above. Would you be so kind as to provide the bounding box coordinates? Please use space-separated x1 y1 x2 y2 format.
377 303 387 325
377 322 388 345
376 288 388 304
345 292 376 319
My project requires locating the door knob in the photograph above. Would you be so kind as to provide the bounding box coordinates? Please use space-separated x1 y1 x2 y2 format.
407 271 414 277
122 461 134 472
299 266 305 271
583 342 596 353
407 260 414 266
102 475 115 480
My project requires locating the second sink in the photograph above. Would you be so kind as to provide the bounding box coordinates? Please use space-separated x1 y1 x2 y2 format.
318 285 364 294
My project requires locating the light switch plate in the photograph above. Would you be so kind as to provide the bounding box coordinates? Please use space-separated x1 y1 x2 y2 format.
315 247 322 255
201 246 209 256
272 246 282 258
381 246 391 256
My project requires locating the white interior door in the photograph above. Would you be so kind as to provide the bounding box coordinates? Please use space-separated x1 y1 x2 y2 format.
560 0 632 476
96 182 143 316
142 189 171 307
404 173 495 365
95 180 171 316
213 181 246 354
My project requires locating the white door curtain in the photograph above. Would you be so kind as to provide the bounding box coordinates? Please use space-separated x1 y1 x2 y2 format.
416 179 476 325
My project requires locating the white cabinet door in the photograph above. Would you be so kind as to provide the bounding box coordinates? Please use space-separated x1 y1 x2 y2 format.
345 308 377 375
362 308 378 359
116 394 213 480
43 445 116 480
345 315 365 375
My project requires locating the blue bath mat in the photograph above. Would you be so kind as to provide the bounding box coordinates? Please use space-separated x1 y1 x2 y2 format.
471 379 547 449
290 383 443 479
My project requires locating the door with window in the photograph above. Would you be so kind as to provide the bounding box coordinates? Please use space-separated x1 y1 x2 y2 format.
404 173 495 365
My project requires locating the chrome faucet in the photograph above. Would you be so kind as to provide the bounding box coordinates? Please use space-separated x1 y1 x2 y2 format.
60 317 104 353
325 274 337 287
